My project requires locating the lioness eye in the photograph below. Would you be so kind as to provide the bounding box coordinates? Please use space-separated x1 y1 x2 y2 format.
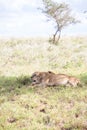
33 80 36 82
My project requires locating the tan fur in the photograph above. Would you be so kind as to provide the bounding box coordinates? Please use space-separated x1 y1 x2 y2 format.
31 71 82 87
68 76 82 87
31 71 54 86
31 71 68 87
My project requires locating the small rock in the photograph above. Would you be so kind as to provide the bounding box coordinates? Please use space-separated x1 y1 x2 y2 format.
40 108 46 113
7 117 17 123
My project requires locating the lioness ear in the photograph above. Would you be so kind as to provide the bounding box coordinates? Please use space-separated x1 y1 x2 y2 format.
34 72 40 76
48 71 52 73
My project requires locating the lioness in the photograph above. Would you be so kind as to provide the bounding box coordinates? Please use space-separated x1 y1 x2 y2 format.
31 71 68 87
31 71 82 87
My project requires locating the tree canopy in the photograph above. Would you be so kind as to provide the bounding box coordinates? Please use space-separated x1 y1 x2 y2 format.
41 0 79 44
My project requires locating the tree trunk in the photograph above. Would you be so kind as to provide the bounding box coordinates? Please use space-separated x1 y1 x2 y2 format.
53 29 61 44
53 28 59 44
56 30 61 43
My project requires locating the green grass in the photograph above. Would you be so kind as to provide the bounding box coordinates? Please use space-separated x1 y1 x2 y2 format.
0 74 87 130
0 36 87 129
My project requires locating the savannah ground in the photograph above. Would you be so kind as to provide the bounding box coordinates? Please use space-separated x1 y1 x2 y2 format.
0 36 87 130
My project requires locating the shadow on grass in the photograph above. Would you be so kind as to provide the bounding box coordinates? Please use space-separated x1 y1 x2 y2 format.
0 75 32 95
79 73 87 85
0 73 87 96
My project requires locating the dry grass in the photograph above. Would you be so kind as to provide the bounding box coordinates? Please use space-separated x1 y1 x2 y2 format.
0 36 87 76
0 36 87 130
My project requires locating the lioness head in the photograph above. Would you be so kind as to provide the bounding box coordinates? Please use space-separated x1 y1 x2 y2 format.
31 71 55 86
31 72 41 85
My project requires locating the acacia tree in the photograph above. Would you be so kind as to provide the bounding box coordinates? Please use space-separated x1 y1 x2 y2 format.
41 0 78 44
